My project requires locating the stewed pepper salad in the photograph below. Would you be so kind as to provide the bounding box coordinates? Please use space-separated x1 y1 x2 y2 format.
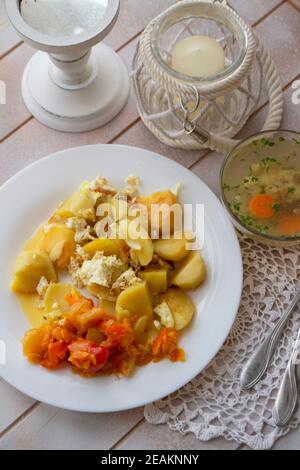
223 136 300 238
11 176 206 377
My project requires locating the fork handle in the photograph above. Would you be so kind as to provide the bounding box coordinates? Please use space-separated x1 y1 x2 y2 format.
240 289 300 390
273 354 299 427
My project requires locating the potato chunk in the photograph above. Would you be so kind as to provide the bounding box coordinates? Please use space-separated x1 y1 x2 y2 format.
137 190 177 234
56 191 95 221
171 252 206 290
119 220 154 266
162 288 195 330
115 281 152 321
139 270 167 293
44 283 79 313
11 251 57 294
84 238 124 257
41 224 76 268
153 237 188 262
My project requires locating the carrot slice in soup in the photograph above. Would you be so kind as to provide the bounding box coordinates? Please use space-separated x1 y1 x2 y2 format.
279 215 300 237
249 194 275 219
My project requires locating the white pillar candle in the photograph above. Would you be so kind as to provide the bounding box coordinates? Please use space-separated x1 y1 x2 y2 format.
171 35 225 78
20 0 108 37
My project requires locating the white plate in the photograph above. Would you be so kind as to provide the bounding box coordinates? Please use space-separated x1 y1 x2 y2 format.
0 145 242 413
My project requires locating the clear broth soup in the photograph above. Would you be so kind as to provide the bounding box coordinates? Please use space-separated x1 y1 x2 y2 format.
223 134 300 239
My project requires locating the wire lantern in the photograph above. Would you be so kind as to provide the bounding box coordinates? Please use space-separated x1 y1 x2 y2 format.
132 0 283 153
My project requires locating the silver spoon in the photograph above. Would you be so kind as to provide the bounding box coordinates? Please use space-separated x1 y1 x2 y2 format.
240 287 300 391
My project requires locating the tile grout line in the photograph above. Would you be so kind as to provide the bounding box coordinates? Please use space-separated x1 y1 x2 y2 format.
0 116 33 143
251 0 286 28
108 117 141 144
115 29 143 53
0 401 40 440
110 417 145 450
0 40 23 61
287 0 300 12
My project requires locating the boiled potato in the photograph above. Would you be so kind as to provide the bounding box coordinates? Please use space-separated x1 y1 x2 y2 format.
139 269 167 293
137 190 177 234
56 191 95 221
84 238 125 258
162 288 195 330
115 281 152 321
134 233 154 266
11 251 57 294
41 224 76 268
119 220 154 266
133 315 148 341
78 308 107 331
86 284 116 302
171 252 206 290
44 282 79 313
153 236 188 262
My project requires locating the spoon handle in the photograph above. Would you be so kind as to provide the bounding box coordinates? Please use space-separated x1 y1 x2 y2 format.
273 328 300 427
240 288 300 391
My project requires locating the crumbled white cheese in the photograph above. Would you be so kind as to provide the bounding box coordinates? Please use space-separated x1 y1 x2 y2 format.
154 301 175 328
66 216 86 231
75 244 89 259
126 175 140 187
36 276 49 297
154 320 162 330
68 256 84 288
79 253 125 288
66 217 95 243
111 268 142 294
88 176 117 194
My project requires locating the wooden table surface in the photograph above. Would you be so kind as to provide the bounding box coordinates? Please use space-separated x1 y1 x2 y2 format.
0 0 300 451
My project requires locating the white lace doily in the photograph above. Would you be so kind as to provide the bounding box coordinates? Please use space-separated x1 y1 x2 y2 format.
145 234 300 450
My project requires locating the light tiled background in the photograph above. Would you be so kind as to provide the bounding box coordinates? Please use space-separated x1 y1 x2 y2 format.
0 0 300 450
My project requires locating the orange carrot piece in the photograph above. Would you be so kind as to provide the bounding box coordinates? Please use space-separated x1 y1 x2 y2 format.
249 194 275 219
279 215 300 236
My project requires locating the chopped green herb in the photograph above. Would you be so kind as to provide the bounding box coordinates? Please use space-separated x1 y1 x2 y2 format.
223 183 231 191
278 136 285 142
292 138 300 145
272 203 281 212
261 137 275 147
233 203 241 212
288 187 295 194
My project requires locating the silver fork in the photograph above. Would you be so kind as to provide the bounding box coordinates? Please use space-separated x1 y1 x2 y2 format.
240 287 300 391
273 327 300 427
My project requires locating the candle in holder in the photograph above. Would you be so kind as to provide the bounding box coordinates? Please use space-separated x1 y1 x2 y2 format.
7 0 129 133
20 0 109 37
171 35 225 78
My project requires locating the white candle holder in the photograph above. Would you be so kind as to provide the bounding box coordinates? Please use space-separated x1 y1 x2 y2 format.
132 0 283 153
6 0 130 132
